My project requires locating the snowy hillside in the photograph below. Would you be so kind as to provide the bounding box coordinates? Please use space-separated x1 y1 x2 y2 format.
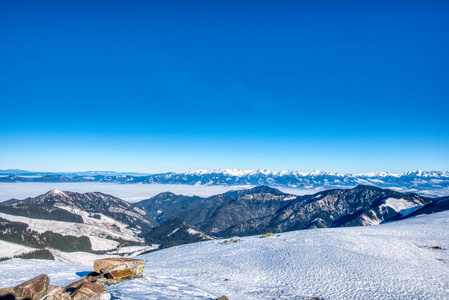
0 189 158 261
1 211 448 299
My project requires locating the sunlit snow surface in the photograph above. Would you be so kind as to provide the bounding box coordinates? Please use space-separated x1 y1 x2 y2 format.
2 211 449 299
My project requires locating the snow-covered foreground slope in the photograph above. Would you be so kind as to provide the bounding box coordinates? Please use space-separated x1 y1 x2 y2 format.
2 211 449 299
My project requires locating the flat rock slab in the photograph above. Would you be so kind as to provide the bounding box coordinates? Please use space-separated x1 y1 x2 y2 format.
13 274 49 300
93 258 145 279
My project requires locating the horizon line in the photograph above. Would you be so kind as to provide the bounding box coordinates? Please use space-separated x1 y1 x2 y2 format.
1 168 448 176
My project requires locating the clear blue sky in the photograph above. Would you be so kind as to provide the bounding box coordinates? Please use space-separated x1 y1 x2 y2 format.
1 0 448 173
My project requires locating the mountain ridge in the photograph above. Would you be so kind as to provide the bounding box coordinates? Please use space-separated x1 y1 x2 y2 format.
1 185 448 263
2 168 448 178
137 185 448 237
1 188 158 231
1 169 448 197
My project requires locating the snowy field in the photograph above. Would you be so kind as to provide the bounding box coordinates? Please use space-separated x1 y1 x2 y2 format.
2 211 449 299
0 240 36 259
0 182 327 202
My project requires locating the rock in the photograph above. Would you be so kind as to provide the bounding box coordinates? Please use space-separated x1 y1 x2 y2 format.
0 287 16 300
70 282 110 300
64 278 88 293
216 296 229 300
108 269 133 279
94 278 120 287
13 274 49 300
40 286 70 300
46 285 57 293
85 272 104 282
93 258 145 279
0 287 15 297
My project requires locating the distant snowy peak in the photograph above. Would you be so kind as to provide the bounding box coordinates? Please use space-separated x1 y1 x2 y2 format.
184 169 448 178
182 169 449 180
47 188 68 198
2 168 448 179
354 171 399 177
186 169 252 177
402 170 449 177
186 169 278 177
186 169 347 177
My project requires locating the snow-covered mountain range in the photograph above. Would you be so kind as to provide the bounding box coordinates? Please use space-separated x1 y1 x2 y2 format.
0 189 215 263
1 185 448 264
1 184 449 298
137 185 449 237
1 169 448 196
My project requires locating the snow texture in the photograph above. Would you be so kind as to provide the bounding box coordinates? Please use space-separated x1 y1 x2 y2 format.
88 236 120 251
1 211 448 299
186 228 202 236
50 251 124 266
381 197 418 212
0 240 35 259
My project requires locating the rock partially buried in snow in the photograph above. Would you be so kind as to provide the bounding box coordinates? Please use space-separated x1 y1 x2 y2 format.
70 281 110 300
13 274 49 300
64 277 89 293
41 286 70 300
93 258 145 279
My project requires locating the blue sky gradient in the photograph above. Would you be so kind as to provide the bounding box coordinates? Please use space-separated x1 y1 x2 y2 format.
1 0 448 173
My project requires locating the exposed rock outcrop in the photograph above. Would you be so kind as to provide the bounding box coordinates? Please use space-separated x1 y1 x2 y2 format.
70 282 109 300
0 257 148 300
0 274 49 300
14 274 49 300
93 258 145 279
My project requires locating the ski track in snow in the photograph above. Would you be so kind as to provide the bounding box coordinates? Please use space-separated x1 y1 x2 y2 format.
1 211 449 299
